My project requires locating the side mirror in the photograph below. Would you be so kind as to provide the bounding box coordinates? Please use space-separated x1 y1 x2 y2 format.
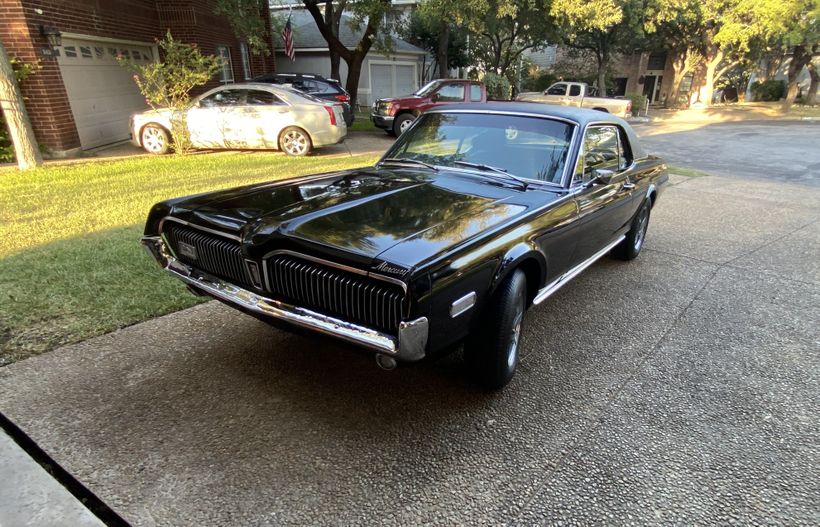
592 168 615 185
431 92 440 102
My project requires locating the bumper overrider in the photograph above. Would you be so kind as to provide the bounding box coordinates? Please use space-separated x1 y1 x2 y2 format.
140 236 428 362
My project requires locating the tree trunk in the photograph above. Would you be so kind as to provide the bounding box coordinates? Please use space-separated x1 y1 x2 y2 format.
595 35 609 95
0 41 42 170
699 46 723 106
437 22 449 79
345 55 364 109
324 0 341 80
782 45 809 112
806 57 818 106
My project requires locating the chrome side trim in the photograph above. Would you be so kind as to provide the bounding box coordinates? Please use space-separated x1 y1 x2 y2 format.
141 236 426 361
159 216 242 242
450 291 477 318
533 234 626 305
262 249 408 292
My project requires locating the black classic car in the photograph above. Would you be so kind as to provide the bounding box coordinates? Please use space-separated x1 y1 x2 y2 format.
141 103 667 388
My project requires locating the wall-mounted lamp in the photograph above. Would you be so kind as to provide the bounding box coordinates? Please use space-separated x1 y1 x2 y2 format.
39 25 62 48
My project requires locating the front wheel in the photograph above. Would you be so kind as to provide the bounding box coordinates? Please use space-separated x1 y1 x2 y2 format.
279 127 312 156
464 269 527 389
393 114 415 136
612 198 651 260
141 124 170 155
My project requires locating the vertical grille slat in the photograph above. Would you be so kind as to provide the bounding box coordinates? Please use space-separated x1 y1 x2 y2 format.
266 254 406 333
163 223 254 289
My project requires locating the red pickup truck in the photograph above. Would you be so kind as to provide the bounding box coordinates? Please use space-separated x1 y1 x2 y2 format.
371 79 486 136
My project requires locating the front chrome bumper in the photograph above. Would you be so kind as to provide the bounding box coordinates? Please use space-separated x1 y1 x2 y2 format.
140 236 428 361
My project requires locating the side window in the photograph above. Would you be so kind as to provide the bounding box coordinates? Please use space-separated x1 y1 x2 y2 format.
200 89 244 107
436 83 466 102
576 126 621 183
470 83 482 101
546 83 567 95
246 90 284 106
568 84 582 96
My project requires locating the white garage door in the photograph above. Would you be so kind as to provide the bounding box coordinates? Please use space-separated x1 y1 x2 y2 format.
56 38 154 149
369 62 418 102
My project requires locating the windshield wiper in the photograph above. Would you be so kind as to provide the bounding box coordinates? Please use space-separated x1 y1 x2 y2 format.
453 161 529 190
378 157 439 171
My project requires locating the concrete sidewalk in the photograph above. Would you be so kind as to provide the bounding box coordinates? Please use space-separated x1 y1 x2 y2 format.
0 430 104 527
0 173 817 525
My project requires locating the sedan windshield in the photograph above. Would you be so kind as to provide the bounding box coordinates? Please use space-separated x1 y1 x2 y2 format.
382 113 575 185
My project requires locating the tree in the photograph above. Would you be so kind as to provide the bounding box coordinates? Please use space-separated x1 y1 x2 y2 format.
779 0 820 110
807 56 819 106
214 0 270 56
551 0 645 93
401 9 469 79
0 40 41 170
463 0 556 77
123 31 221 153
300 0 398 108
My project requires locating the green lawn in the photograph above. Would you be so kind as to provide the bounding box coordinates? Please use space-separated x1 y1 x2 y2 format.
348 111 378 132
0 152 379 365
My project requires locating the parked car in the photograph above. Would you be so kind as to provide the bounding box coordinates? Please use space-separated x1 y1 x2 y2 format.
371 79 486 136
252 73 354 126
141 103 667 388
517 82 632 118
130 83 346 156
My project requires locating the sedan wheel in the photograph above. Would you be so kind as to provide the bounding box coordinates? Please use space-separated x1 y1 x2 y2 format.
279 127 312 156
464 269 527 389
141 124 170 155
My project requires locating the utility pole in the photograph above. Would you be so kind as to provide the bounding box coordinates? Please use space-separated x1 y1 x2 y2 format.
0 40 42 170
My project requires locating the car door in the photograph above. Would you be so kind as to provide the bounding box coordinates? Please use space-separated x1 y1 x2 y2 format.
545 83 568 105
238 89 291 149
569 125 637 264
186 88 244 148
567 84 583 107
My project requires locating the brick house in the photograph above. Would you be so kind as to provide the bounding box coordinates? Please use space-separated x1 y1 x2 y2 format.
1 0 276 156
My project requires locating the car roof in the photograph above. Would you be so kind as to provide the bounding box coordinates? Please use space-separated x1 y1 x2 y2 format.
430 101 628 127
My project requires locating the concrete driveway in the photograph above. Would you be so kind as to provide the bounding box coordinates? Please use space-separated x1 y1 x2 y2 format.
1 168 818 524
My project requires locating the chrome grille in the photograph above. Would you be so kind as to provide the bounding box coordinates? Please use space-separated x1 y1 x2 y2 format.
163 223 253 289
266 255 406 333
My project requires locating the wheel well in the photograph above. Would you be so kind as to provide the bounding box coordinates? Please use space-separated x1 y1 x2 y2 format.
138 122 170 146
395 110 416 119
515 258 543 306
592 107 609 113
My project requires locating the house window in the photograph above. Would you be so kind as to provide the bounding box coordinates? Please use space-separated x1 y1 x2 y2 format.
216 45 234 83
240 43 252 80
648 52 667 71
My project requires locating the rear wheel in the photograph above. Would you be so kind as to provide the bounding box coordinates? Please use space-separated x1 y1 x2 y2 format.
141 124 170 155
279 127 312 156
612 198 650 260
393 114 415 136
464 270 527 389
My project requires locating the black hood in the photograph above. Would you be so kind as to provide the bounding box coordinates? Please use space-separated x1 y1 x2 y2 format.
165 167 556 271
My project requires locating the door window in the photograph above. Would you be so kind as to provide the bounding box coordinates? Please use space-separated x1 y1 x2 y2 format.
569 84 582 96
200 89 244 107
246 90 285 106
574 125 623 184
436 83 465 102
546 83 567 95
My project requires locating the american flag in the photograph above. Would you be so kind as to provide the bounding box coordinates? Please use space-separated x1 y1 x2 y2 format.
282 15 295 61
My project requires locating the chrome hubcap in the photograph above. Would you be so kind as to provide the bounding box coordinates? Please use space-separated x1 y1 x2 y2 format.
142 127 165 152
508 299 524 368
399 118 413 133
634 207 648 250
283 131 307 155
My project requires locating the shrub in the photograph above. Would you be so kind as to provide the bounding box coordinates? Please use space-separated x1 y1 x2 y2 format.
1 58 39 164
484 72 511 100
522 69 558 93
625 92 647 116
120 31 221 153
750 80 785 101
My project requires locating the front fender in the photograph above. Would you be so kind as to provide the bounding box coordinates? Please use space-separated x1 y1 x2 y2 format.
489 242 546 298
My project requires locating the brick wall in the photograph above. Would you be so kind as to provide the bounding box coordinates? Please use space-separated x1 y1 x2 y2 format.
1 0 276 154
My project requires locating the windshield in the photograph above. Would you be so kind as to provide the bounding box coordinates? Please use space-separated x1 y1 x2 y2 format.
382 113 575 185
414 80 442 97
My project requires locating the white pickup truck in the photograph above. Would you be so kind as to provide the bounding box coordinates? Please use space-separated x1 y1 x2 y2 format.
516 82 632 119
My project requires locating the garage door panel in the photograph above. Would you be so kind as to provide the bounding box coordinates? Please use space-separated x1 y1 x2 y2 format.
57 38 152 149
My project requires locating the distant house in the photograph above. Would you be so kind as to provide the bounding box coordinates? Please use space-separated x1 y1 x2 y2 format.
1 0 276 156
273 9 428 107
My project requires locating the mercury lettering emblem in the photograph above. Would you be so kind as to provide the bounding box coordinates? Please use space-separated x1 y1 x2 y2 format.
374 261 406 275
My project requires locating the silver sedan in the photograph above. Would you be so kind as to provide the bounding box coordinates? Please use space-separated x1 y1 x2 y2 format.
130 83 347 156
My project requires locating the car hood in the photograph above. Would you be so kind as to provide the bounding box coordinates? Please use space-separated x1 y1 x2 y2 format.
166 167 544 271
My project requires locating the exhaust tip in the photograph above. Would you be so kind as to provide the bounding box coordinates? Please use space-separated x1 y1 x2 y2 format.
375 354 397 371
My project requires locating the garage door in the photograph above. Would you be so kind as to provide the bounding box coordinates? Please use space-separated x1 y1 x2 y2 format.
56 38 154 149
369 62 418 102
